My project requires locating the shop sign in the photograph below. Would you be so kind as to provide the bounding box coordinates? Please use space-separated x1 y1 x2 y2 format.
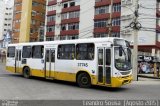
138 55 155 62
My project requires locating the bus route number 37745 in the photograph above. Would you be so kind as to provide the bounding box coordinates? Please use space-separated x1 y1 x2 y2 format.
78 63 88 67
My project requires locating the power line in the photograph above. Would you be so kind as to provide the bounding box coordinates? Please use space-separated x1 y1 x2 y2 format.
138 17 157 20
140 4 160 10
139 13 156 17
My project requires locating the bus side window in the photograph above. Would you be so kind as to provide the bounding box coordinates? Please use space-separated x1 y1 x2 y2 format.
58 44 75 60
76 43 94 60
32 45 44 59
22 46 32 58
106 49 111 65
7 47 15 58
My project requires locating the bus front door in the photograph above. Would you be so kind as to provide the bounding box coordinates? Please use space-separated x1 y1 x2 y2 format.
97 48 111 85
15 50 22 73
45 49 55 78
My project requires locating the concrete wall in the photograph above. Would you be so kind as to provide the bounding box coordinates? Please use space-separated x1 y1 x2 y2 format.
79 0 95 39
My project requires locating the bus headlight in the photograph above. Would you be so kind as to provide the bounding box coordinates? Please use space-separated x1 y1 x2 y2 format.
115 72 121 78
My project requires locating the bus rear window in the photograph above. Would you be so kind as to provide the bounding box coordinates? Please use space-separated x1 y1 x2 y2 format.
7 47 15 57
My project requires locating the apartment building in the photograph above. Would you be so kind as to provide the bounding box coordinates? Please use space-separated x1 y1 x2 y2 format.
45 0 160 58
0 0 14 48
12 0 46 43
0 0 6 41
45 0 121 41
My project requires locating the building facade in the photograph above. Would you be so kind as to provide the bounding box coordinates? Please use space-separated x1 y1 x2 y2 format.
0 0 6 41
0 0 14 48
44 0 160 58
12 0 46 43
45 0 121 41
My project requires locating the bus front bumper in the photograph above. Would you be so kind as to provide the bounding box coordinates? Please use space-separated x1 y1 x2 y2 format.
111 75 133 87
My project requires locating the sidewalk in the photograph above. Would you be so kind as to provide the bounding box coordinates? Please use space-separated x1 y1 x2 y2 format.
138 73 160 79
138 77 160 81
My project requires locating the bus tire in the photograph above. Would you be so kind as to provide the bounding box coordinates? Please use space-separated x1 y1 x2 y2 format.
77 72 91 88
23 67 30 79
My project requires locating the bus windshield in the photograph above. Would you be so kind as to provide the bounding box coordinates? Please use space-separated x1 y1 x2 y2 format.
114 47 132 71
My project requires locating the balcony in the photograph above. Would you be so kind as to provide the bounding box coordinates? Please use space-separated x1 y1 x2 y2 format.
46 32 55 37
94 27 108 33
94 12 120 20
60 30 79 36
112 26 120 32
94 13 110 20
113 0 121 4
62 0 72 3
95 0 121 7
14 13 21 20
62 5 80 13
15 5 22 11
95 0 111 7
32 5 45 13
32 0 46 4
48 0 57 6
47 10 56 16
32 14 45 22
14 23 20 29
47 21 56 26
94 26 120 33
61 18 79 24
112 12 121 18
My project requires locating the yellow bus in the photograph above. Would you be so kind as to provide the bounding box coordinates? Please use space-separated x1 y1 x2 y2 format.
6 37 132 88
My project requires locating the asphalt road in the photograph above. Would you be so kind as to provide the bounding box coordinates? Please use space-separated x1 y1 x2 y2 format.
0 62 160 100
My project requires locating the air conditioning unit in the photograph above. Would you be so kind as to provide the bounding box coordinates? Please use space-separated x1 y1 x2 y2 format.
56 13 61 17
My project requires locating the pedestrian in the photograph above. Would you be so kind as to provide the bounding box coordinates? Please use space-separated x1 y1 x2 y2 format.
157 67 159 78
1 52 4 63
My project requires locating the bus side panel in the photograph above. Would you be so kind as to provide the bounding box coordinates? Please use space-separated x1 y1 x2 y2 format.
6 57 16 73
55 59 97 83
55 60 76 82
27 59 45 77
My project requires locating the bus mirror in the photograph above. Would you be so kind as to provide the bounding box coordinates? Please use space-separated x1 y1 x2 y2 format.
119 47 123 56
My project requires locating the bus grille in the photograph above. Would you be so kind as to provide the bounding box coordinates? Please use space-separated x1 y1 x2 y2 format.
120 71 131 75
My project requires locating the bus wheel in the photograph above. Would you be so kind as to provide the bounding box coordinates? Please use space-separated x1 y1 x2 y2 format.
77 72 91 88
23 67 30 78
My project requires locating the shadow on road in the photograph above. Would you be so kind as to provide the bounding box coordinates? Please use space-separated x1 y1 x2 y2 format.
6 74 128 92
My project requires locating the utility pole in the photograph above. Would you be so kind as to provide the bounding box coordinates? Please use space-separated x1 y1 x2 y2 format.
132 0 139 81
108 0 113 37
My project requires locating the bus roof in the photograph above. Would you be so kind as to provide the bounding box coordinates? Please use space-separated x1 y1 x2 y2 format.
8 37 125 46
